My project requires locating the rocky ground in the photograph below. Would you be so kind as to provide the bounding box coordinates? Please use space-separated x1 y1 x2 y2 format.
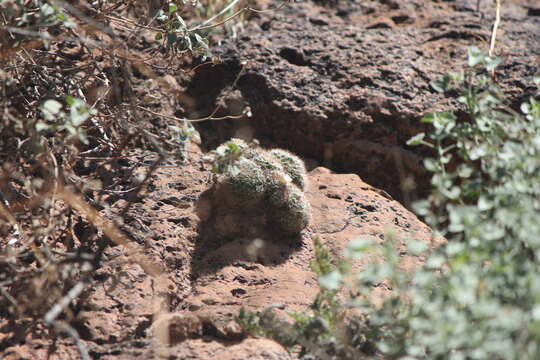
1 0 539 359
1 141 441 360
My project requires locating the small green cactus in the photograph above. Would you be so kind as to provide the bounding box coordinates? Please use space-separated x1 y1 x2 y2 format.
221 158 266 208
266 171 294 207
210 139 310 236
272 185 311 235
249 150 285 172
268 149 308 190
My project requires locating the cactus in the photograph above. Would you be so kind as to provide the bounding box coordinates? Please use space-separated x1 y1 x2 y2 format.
272 185 311 235
210 139 311 236
266 171 294 207
268 149 308 190
249 150 285 172
221 158 266 208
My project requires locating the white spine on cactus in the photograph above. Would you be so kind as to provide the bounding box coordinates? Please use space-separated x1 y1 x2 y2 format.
222 158 266 207
268 149 308 190
273 185 311 234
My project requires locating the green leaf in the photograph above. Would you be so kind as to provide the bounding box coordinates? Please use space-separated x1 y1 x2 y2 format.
485 56 501 72
469 144 488 160
407 240 428 255
532 305 540 321
43 99 62 115
431 74 452 93
227 142 240 153
167 33 178 47
421 113 435 123
457 164 473 178
318 270 342 291
432 111 456 130
423 158 439 172
344 238 373 258
468 46 485 67
444 186 461 200
65 95 75 105
156 9 168 21
412 199 430 216
177 15 186 29
477 196 493 211
194 33 209 49
407 133 425 146
35 121 50 132
168 3 177 13
425 254 445 269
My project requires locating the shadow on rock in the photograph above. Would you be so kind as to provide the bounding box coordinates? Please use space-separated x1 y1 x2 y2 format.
190 187 307 279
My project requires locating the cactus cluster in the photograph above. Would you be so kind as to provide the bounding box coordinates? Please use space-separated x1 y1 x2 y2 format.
211 139 310 235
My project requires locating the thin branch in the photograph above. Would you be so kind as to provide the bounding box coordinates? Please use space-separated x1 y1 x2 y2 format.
136 105 250 123
191 0 242 30
189 0 290 32
45 281 90 360
51 321 91 360
489 0 501 57
44 281 87 324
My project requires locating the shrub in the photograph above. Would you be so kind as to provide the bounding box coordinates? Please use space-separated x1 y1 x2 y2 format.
238 48 540 359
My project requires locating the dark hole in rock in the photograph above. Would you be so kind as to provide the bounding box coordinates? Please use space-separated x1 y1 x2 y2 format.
279 48 310 66
391 15 411 24
231 288 247 297
346 96 368 111
528 7 540 16
168 217 190 226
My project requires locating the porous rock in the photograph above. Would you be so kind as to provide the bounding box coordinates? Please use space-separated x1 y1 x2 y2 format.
189 0 540 201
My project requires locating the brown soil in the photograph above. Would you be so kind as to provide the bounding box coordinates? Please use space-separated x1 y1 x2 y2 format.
0 0 538 359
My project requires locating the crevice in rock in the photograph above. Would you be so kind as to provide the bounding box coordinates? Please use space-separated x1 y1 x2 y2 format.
278 47 311 67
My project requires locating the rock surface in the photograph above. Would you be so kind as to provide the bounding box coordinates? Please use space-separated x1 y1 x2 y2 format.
1 0 537 359
189 0 540 202
0 142 439 359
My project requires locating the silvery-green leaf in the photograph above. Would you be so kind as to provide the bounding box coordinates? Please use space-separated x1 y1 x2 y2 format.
318 270 342 291
43 99 62 116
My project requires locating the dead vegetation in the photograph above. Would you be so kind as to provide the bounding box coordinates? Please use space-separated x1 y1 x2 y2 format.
0 0 261 357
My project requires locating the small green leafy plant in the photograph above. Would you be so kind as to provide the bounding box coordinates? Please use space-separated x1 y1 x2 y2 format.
237 237 364 359
37 96 96 147
153 2 211 58
0 0 74 47
169 121 201 162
